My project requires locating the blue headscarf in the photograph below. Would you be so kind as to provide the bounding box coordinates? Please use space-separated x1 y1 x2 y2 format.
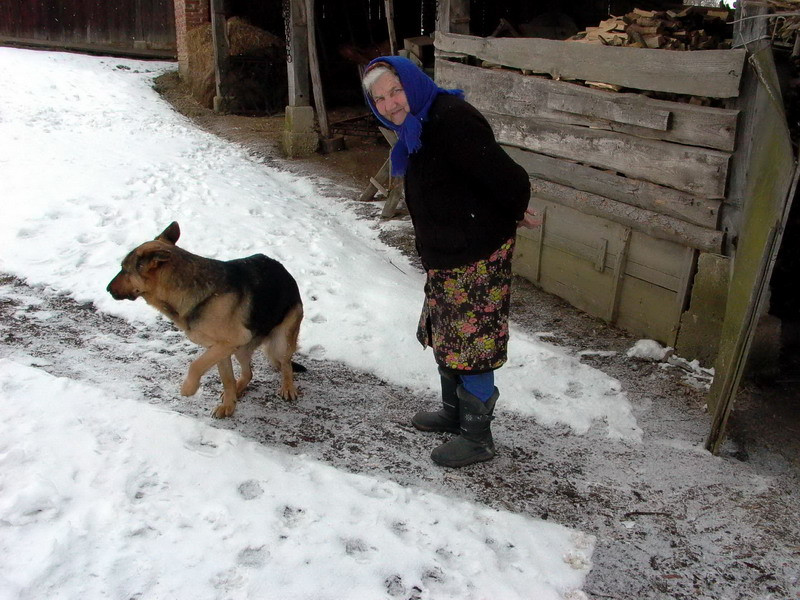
364 56 464 177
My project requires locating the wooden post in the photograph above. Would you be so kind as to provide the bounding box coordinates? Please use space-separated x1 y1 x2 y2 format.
385 0 397 54
720 1 772 255
286 0 310 107
305 0 329 138
436 0 470 35
210 0 230 113
606 228 631 323
358 158 390 201
283 0 318 157
534 206 547 282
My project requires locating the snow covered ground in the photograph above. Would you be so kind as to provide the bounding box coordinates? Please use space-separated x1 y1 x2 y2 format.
0 360 592 599
0 47 636 599
1 47 797 600
0 48 639 441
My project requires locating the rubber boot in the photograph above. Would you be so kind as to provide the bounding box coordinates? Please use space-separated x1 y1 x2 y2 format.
411 367 460 433
430 386 498 468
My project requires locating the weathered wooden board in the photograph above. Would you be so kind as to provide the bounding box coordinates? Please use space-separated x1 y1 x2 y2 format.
435 31 746 98
515 199 693 344
615 275 682 345
504 146 720 228
528 178 723 252
546 92 670 131
436 60 739 151
487 112 730 197
614 231 695 345
515 199 623 319
675 252 731 366
625 230 692 293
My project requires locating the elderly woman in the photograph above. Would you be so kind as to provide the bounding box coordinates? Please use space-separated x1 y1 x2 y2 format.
362 56 539 468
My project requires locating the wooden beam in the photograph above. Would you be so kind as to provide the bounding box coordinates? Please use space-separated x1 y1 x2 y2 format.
435 31 746 98
488 112 730 198
286 0 310 107
359 158 390 201
673 246 698 332
505 147 721 229
436 0 470 35
305 0 328 137
720 2 776 253
210 0 229 113
535 206 546 281
385 0 397 55
606 228 632 322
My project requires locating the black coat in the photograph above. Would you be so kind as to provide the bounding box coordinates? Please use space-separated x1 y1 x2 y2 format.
404 94 531 270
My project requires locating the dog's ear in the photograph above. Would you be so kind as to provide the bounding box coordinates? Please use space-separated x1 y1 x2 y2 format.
137 249 171 273
156 222 180 245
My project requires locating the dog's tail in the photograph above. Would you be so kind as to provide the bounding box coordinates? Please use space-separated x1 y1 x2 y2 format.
291 361 307 373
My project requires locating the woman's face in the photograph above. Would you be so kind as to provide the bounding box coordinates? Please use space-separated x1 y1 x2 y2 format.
371 72 410 126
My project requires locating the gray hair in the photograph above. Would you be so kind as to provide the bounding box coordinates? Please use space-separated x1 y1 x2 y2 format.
362 64 395 97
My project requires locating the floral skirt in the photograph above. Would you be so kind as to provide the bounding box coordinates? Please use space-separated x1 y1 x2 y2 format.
416 239 515 372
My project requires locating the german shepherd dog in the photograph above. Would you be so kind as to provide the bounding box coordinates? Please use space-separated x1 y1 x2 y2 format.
107 222 304 418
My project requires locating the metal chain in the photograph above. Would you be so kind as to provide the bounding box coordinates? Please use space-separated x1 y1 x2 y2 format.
282 0 293 63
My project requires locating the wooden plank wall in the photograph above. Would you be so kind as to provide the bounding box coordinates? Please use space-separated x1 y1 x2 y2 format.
435 32 744 346
705 4 797 451
0 0 176 52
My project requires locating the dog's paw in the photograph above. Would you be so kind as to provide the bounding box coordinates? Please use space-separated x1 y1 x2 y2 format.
212 403 236 418
180 378 200 397
235 380 250 398
279 385 299 402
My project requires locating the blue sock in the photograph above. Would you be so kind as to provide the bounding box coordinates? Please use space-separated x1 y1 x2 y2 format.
461 371 495 402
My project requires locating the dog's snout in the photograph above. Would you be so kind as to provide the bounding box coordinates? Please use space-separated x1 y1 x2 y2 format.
107 274 120 297
107 273 134 301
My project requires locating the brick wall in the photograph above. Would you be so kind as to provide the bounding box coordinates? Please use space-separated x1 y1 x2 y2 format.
174 0 210 78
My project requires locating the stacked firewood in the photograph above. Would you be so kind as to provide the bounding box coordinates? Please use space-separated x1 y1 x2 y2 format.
766 0 800 44
570 6 733 50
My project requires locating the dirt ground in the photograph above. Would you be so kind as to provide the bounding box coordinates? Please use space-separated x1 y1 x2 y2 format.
2 71 797 599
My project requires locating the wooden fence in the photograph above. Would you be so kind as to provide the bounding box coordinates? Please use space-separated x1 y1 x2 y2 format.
435 31 746 348
0 0 176 56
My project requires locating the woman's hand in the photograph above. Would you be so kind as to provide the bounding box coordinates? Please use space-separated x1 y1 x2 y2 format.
517 208 543 229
